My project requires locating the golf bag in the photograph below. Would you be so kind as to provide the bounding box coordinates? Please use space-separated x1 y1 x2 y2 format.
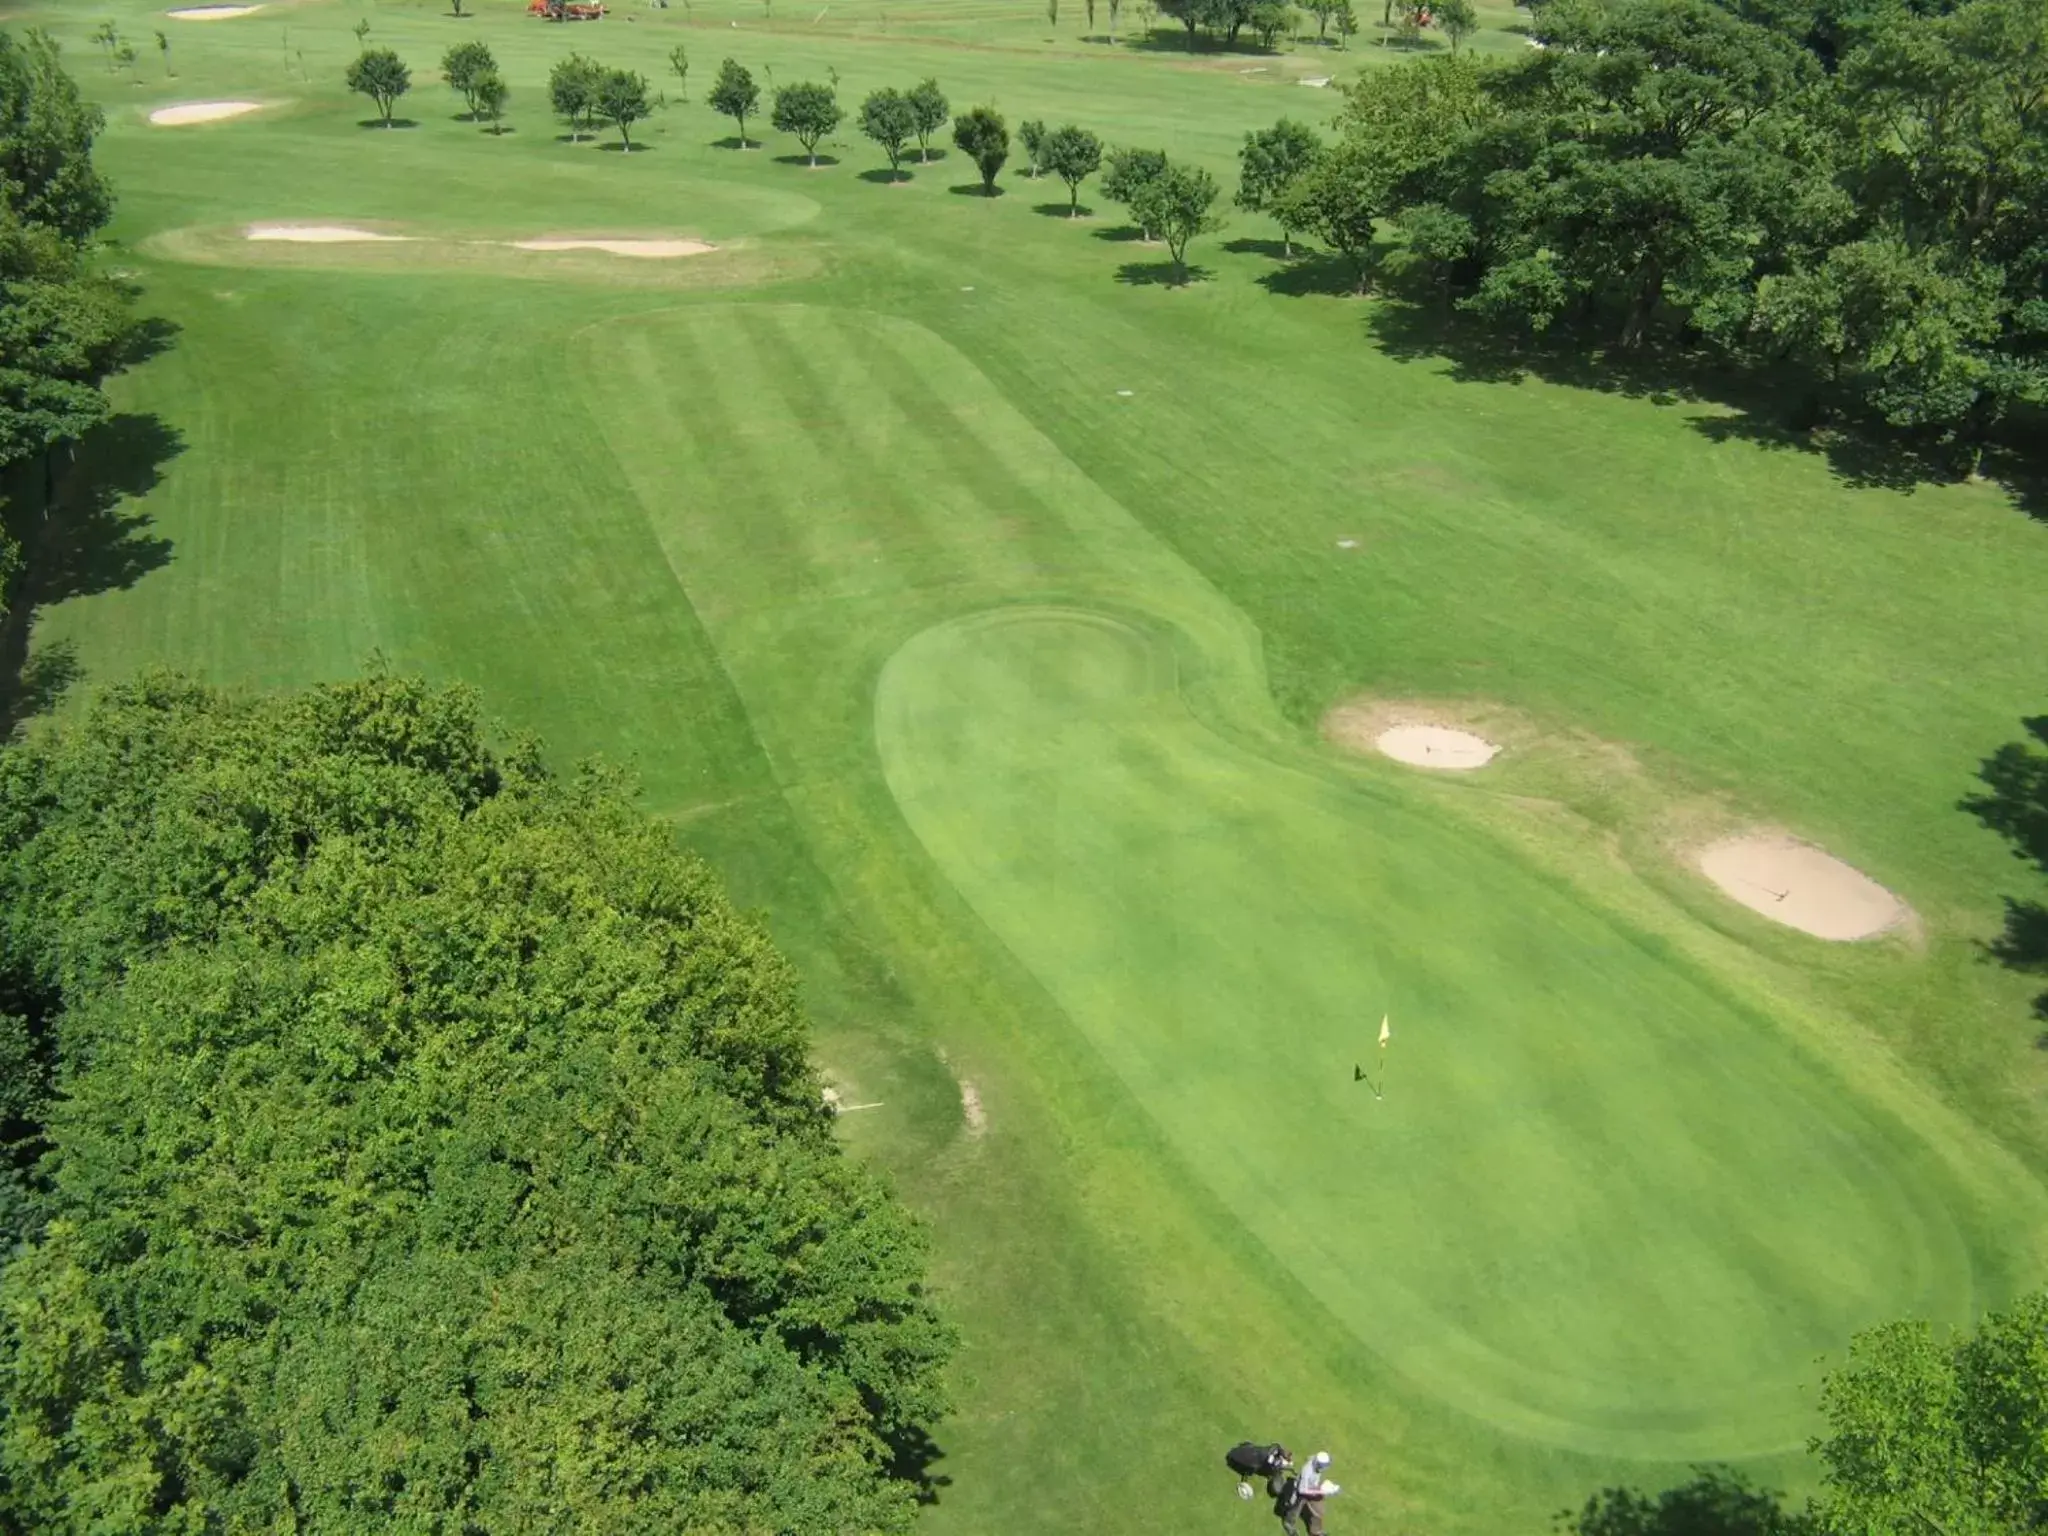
1225 1442 1293 1500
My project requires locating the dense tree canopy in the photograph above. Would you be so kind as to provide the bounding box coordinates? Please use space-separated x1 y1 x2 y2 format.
954 106 1009 194
548 52 605 142
345 47 411 127
772 81 843 166
0 672 954 1532
709 58 761 148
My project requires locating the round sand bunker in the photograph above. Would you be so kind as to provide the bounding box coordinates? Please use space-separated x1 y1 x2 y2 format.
150 101 263 126
246 224 411 243
167 4 264 16
512 238 715 258
1375 725 1499 771
1696 834 1906 941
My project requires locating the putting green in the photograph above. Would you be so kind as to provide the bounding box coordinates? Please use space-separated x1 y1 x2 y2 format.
875 603 2005 1457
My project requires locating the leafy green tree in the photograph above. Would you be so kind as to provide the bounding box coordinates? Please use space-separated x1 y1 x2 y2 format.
597 67 650 149
1435 0 1476 48
1086 0 1097 32
1812 1290 2048 1536
153 28 170 76
440 38 494 118
709 56 760 147
473 65 507 133
953 105 1009 194
1109 0 1124 39
89 22 117 72
1019 117 1048 177
1048 0 1059 26
0 671 957 1533
907 76 948 161
1236 117 1321 254
1133 160 1221 281
772 80 842 166
1273 140 1389 290
860 87 918 178
1250 1 1294 46
1102 145 1168 238
1040 124 1102 215
346 47 411 126
668 42 689 98
548 52 604 141
1964 715 2048 1022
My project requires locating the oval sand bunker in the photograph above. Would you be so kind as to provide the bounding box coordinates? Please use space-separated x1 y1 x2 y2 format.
512 238 715 258
246 224 410 243
1376 725 1499 771
167 4 264 16
150 101 262 126
1696 834 1906 941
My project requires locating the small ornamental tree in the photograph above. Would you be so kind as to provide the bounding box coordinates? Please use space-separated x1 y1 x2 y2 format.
346 47 411 126
906 76 947 161
441 39 495 118
1435 0 1476 50
548 52 604 141
1133 160 1220 282
771 80 842 165
1102 145 1167 238
155 29 171 76
709 57 760 146
597 68 651 149
1250 0 1293 47
1040 124 1102 216
860 87 917 179
668 43 689 99
1235 117 1321 254
1019 117 1047 177
1273 140 1387 290
474 66 508 133
952 105 1009 194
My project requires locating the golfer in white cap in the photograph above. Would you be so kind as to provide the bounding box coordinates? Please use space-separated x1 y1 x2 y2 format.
1287 1451 1340 1536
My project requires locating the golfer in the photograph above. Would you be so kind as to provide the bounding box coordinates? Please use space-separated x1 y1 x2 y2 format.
1284 1451 1339 1536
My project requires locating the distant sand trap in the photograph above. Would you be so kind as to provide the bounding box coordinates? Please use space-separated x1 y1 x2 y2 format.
150 100 262 125
1301 76 1332 86
960 1079 987 1135
167 4 263 16
1696 834 1907 941
246 224 410 243
512 238 714 258
1375 725 1499 771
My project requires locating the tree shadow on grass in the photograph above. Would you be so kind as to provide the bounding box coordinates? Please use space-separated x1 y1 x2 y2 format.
882 1423 951 1508
1116 259 1209 287
859 167 912 184
1562 1468 1816 1536
1030 201 1093 219
1258 250 1365 295
0 414 183 736
1224 235 1296 260
357 118 420 129
711 135 759 150
1961 715 2048 1033
596 140 651 152
1092 222 1147 242
947 182 1004 197
774 152 840 167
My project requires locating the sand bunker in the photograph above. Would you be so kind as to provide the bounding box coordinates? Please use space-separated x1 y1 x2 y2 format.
246 224 411 243
167 4 263 16
512 238 714 258
1696 833 1906 941
150 101 262 125
1375 725 1499 771
960 1078 987 1136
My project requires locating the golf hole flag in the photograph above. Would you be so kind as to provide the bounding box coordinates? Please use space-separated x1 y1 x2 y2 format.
1379 1015 1391 1047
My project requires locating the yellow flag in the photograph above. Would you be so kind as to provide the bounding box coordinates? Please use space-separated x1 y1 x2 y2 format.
1379 1015 1392 1047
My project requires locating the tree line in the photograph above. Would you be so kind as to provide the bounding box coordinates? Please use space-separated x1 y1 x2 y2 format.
1225 0 2047 476
0 671 956 1530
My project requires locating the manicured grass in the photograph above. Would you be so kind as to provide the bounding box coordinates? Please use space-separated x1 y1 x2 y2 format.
20 0 2048 1531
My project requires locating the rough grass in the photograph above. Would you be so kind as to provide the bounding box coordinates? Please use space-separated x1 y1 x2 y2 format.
24 0 2048 1532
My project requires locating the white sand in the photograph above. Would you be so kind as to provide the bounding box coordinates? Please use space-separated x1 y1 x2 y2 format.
167 4 264 17
1375 725 1499 770
150 100 262 125
1301 76 1332 87
960 1079 987 1135
512 238 715 258
1696 834 1906 941
246 224 411 243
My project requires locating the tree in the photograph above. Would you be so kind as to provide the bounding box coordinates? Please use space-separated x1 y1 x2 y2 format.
1040 124 1102 215
89 23 117 73
1133 160 1221 281
1048 0 1059 26
709 57 760 147
547 53 604 141
953 105 1009 194
473 66 507 134
860 87 918 179
1019 117 1048 177
1963 716 2048 1023
668 42 689 99
0 672 957 1534
113 42 137 80
353 16 372 44
1249 0 1294 47
450 0 467 14
441 39 495 118
1102 145 1167 237
1086 0 1098 32
154 29 170 76
1109 0 1123 40
1273 140 1389 290
1435 0 1476 48
771 81 842 166
907 76 947 161
597 68 651 149
345 47 411 127
1236 118 1321 254
1812 1290 2048 1536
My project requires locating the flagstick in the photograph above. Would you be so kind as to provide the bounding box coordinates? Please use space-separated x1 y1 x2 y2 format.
1374 1039 1386 1100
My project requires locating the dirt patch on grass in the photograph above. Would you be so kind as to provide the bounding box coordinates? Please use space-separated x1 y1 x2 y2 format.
150 100 264 125
1695 832 1910 941
959 1078 987 1135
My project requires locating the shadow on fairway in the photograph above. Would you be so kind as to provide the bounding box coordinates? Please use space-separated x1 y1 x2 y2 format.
774 153 840 167
357 119 420 130
1092 223 1147 242
882 1423 951 1507
1960 715 2048 1031
1561 1467 1814 1536
1116 259 1208 287
711 136 759 150
1031 202 1093 219
0 413 182 736
1257 251 1366 295
859 168 912 184
947 183 1005 197
1224 235 1296 260
597 141 650 152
